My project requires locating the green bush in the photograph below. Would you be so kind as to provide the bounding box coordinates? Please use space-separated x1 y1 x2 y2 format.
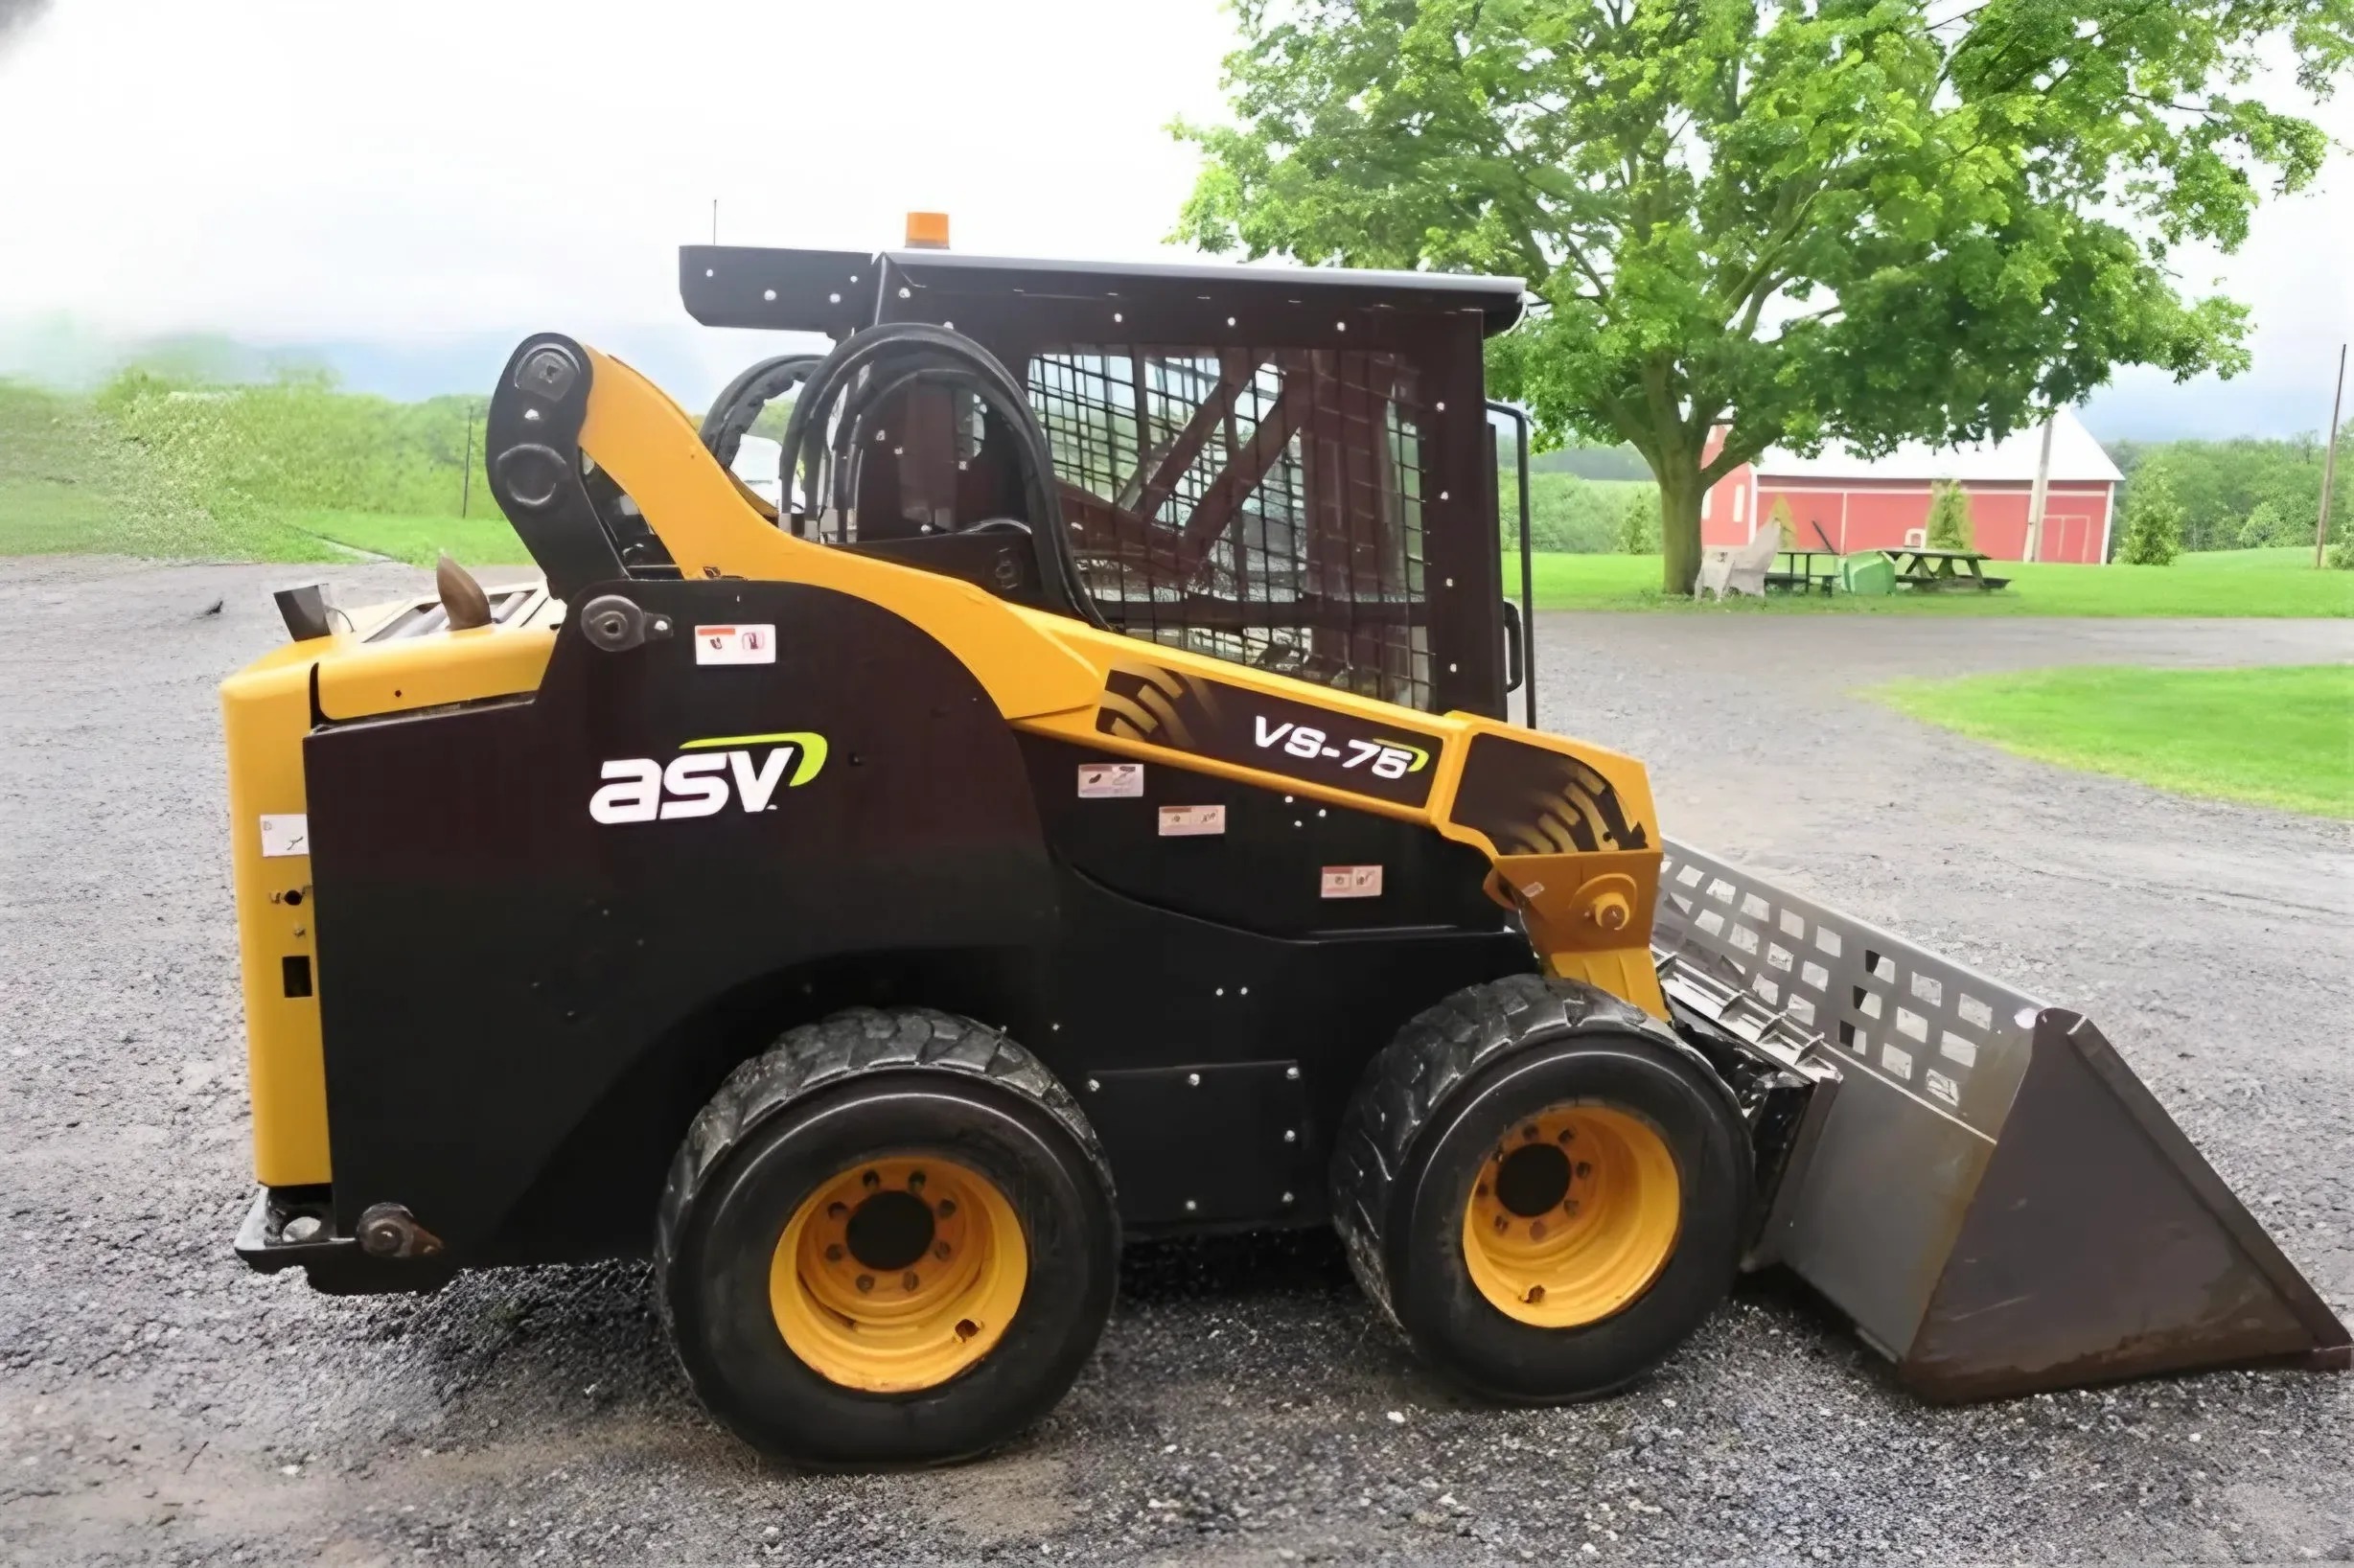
1925 479 1974 550
2238 499 2291 548
2326 535 2353 570
2117 471 2184 565
1616 488 1659 554
1499 470 1653 553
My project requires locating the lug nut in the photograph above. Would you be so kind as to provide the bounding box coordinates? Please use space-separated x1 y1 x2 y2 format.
934 1241 951 1260
937 1199 957 1218
1525 1284 1546 1304
1575 1162 1592 1179
908 1171 926 1191
825 1244 844 1262
856 1274 874 1293
861 1169 881 1189
827 1202 847 1219
1530 1221 1547 1240
1522 1124 1539 1141
903 1271 920 1290
1492 1214 1508 1234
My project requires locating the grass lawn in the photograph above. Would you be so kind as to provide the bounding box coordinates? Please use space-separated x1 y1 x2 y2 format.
1530 547 2354 617
287 508 535 567
1871 664 2354 819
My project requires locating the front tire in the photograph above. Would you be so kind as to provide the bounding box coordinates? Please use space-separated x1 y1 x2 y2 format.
656 1008 1117 1465
1332 976 1749 1402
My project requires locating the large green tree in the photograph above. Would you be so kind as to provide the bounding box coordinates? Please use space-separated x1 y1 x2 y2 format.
1174 0 2350 591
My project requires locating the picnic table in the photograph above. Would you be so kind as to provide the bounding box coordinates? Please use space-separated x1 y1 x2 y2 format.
1886 546 2012 591
1766 548 1839 594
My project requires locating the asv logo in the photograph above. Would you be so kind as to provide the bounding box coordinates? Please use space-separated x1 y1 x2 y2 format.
590 731 828 824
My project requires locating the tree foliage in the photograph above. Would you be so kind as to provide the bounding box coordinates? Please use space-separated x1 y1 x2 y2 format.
2107 435 2349 550
1498 468 1658 550
1766 495 1797 547
2237 497 2289 547
1618 486 1661 553
1925 479 1975 550
2118 469 2186 565
1175 0 2352 590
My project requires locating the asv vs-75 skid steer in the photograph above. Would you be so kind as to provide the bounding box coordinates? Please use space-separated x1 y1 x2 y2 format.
220 224 2347 1465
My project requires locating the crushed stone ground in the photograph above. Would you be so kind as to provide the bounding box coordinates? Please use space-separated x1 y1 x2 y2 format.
3 557 2348 1564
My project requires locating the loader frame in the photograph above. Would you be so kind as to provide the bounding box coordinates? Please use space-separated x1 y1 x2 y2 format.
224 242 2346 1402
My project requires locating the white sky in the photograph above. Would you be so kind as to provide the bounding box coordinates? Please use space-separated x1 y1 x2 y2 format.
0 0 2345 436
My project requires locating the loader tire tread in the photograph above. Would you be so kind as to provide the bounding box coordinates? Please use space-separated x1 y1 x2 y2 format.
1329 974 1662 1331
653 1006 1110 1349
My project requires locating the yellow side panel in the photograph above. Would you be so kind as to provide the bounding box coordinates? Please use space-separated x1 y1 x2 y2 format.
312 623 555 721
577 348 1102 723
219 649 332 1186
588 340 1673 1022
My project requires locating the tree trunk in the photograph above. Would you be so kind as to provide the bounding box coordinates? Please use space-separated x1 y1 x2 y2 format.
1658 461 1706 596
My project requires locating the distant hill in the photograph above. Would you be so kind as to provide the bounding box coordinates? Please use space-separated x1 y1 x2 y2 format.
1521 443 1653 481
0 314 819 414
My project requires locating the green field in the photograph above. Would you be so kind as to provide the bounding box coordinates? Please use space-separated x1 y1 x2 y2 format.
7 374 2350 619
287 508 535 566
1528 548 2354 617
1871 664 2354 818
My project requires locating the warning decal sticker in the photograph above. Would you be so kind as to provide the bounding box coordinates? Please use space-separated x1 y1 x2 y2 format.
694 624 776 665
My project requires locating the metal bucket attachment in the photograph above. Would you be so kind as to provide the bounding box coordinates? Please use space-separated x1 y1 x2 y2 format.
1652 841 2349 1400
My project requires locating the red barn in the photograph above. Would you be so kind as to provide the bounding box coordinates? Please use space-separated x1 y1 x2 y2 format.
1699 410 2122 564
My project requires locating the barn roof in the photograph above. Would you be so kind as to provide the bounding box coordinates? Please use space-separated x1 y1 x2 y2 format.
1753 407 2122 484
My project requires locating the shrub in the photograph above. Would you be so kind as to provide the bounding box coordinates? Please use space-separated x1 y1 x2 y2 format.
2326 535 2353 570
1499 471 1650 553
1617 489 1659 554
1925 479 1974 550
1766 495 1796 548
2117 471 2184 565
2237 499 2292 548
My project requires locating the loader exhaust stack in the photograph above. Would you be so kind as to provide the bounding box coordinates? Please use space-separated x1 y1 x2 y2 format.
1651 841 2349 1397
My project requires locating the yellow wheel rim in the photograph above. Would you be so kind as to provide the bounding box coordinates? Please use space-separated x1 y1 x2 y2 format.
1461 1103 1680 1328
770 1154 1027 1393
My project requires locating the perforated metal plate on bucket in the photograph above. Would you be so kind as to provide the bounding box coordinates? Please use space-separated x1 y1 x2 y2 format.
1652 840 2349 1398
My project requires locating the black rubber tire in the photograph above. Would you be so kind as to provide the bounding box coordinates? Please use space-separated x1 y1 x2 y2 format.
1330 975 1750 1403
654 1007 1118 1465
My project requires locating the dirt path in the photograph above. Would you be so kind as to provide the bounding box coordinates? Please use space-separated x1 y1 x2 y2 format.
3 559 2348 1565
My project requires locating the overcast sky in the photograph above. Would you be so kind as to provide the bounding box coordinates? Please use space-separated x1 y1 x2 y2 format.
0 0 2345 438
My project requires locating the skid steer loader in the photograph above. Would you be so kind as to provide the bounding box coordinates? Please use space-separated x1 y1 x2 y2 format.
220 221 2347 1465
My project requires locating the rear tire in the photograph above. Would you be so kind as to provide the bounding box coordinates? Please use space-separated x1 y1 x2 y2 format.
656 1007 1117 1465
1331 975 1749 1402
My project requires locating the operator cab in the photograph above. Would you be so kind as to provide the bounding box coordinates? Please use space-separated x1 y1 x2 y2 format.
661 229 1529 719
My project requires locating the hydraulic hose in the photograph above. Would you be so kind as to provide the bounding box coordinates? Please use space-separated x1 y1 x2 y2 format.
775 322 1106 630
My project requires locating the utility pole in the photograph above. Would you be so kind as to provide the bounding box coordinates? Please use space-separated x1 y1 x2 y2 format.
2023 415 2055 563
2316 343 2345 569
460 402 476 519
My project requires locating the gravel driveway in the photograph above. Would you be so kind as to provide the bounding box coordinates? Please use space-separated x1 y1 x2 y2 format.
3 556 2349 1565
